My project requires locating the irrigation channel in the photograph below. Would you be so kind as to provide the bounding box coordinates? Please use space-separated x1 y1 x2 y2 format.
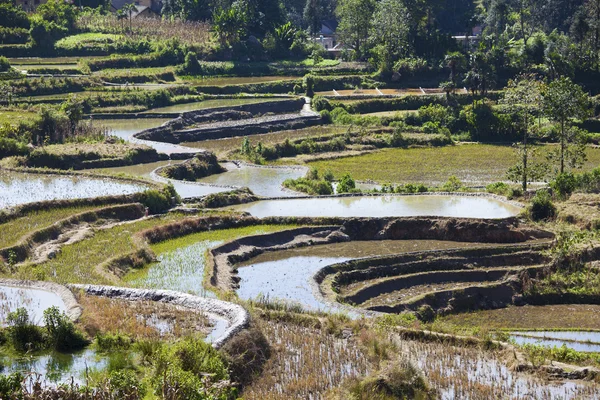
3 98 600 397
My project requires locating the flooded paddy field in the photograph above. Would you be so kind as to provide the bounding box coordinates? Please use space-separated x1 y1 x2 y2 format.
125 225 299 296
0 286 67 326
196 162 306 198
399 338 600 399
227 195 522 218
236 240 499 311
509 332 600 352
0 170 148 209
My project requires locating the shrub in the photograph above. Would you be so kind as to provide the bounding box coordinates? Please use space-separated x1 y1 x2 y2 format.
108 370 146 399
96 332 133 352
219 326 271 388
416 305 435 323
320 109 332 124
486 182 512 196
312 95 332 112
0 56 10 72
529 189 556 221
182 51 202 75
6 307 44 351
337 173 356 193
0 373 22 399
43 306 87 351
550 172 578 199
441 175 463 192
152 337 235 400
139 188 173 214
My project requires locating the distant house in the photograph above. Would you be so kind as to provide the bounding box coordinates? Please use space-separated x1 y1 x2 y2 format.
316 19 338 50
110 0 161 17
452 26 482 50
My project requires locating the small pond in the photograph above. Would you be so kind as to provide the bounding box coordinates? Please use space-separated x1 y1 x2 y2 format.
1 349 109 386
0 286 67 326
227 195 521 219
96 118 198 155
197 162 306 198
510 331 600 353
0 170 148 209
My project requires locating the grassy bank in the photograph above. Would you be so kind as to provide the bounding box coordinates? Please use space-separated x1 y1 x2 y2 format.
306 144 600 185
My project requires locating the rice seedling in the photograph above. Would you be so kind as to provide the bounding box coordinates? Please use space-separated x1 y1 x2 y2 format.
307 144 600 185
10 213 188 284
126 225 298 295
241 320 370 399
395 337 600 399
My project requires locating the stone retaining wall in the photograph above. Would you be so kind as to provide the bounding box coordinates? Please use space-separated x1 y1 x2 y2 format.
70 284 250 349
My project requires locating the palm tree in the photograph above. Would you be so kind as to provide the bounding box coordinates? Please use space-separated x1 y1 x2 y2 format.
122 3 137 33
116 9 126 32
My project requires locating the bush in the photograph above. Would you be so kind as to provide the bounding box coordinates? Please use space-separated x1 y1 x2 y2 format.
486 182 512 196
0 137 29 158
182 51 202 75
152 337 235 400
139 188 173 214
441 175 463 192
320 109 332 124
0 56 10 72
551 172 578 199
108 370 146 399
337 173 356 193
529 189 556 221
96 332 133 352
312 95 332 112
43 306 87 351
6 307 44 351
0 373 22 399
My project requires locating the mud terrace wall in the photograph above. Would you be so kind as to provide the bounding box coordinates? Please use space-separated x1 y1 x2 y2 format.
70 285 250 349
0 203 146 264
0 278 82 321
134 98 321 143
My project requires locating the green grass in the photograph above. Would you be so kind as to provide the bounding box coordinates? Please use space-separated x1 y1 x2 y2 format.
306 144 600 185
10 214 189 284
0 110 38 126
437 304 600 331
55 33 123 50
0 206 103 249
125 225 299 294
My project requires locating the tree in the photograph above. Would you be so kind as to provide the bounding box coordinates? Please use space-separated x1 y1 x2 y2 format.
212 2 249 46
116 9 126 32
122 3 137 32
336 0 375 60
501 74 545 190
61 94 84 137
369 0 410 73
542 77 590 174
304 0 322 38
444 51 466 93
